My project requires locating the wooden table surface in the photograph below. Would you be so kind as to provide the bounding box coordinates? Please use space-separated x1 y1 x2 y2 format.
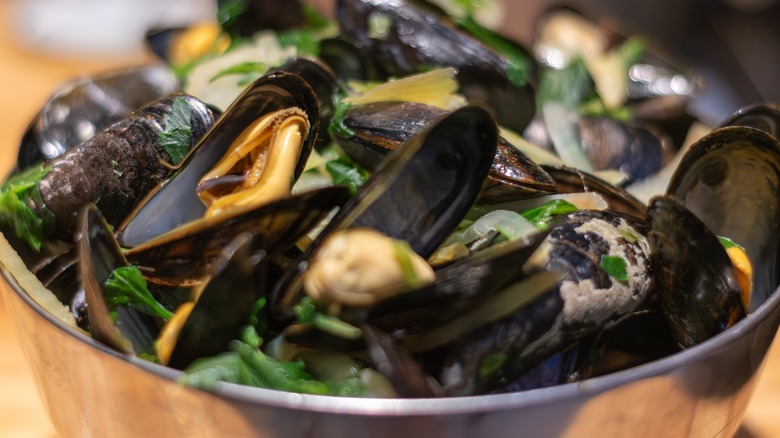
0 2 779 437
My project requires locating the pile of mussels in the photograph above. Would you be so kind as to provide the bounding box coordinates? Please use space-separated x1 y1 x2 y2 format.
2 0 780 397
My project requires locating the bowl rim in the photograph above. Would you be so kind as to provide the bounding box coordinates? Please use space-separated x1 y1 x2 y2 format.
4 260 780 416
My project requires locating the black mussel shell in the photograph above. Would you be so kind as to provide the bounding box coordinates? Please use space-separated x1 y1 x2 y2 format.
646 196 745 348
336 0 536 133
118 72 320 247
125 186 350 287
363 325 444 398
166 232 266 370
77 204 157 355
336 101 555 203
666 126 780 309
18 65 179 168
272 105 498 312
37 93 215 240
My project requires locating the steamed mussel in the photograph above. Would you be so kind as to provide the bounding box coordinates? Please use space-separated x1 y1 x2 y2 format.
1 0 779 401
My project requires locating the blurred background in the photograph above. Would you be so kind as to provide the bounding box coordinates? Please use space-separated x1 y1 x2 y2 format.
0 0 779 436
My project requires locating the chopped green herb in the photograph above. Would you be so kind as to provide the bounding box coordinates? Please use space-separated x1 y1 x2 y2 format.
521 199 578 230
600 255 629 283
394 239 425 286
293 296 316 323
325 159 369 195
181 325 368 395
217 0 249 32
719 236 745 251
103 266 174 320
312 313 363 340
180 352 242 390
479 353 507 379
329 91 356 139
0 164 54 250
137 353 162 364
159 98 193 166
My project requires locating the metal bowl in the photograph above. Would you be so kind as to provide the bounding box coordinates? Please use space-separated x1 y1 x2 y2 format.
2 240 780 437
4 1 780 436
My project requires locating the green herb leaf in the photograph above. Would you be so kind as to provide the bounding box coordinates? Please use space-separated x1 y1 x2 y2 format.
312 313 363 340
329 89 356 139
325 159 369 195
293 296 316 324
159 98 193 166
0 164 53 250
233 334 330 395
521 199 578 230
180 352 242 390
217 0 249 31
479 353 507 380
394 239 427 287
600 255 629 283
719 236 745 251
103 266 174 320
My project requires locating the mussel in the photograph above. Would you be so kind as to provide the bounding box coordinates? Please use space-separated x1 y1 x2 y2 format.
333 100 556 203
118 72 320 247
335 0 536 133
272 105 499 314
18 65 180 168
665 126 780 310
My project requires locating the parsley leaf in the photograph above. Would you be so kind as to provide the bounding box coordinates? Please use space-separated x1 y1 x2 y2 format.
103 266 174 320
325 159 369 195
0 164 54 250
600 255 629 283
159 98 193 166
521 199 578 230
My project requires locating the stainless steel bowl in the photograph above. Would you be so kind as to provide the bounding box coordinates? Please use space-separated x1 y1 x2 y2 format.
4 1 780 436
3 246 780 437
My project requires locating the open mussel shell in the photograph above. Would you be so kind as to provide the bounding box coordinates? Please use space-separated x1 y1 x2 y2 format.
165 232 266 370
717 103 780 140
335 0 536 133
322 105 498 257
666 126 780 308
76 204 157 355
41 92 217 238
117 72 320 247
272 105 498 311
18 65 179 168
336 101 556 203
646 196 745 348
125 186 350 287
